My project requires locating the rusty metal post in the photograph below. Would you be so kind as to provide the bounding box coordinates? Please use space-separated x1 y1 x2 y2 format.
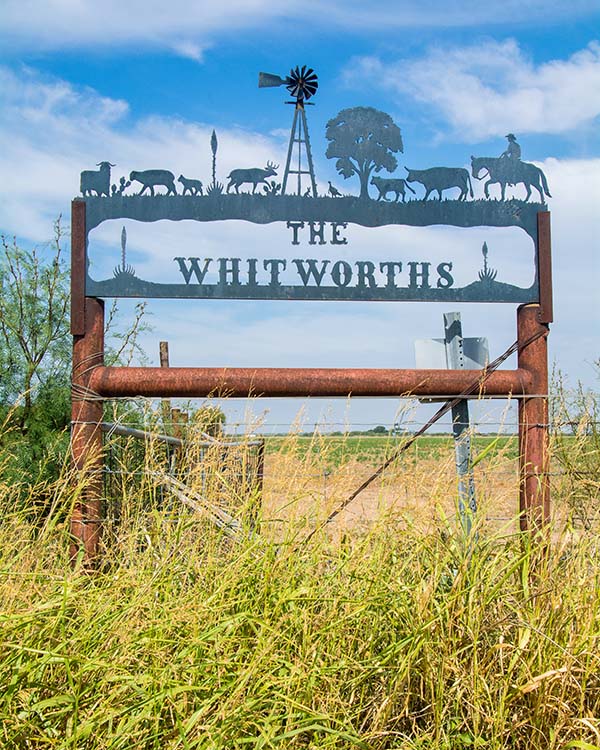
517 304 550 533
70 200 87 337
70 186 105 565
537 211 553 325
70 296 105 565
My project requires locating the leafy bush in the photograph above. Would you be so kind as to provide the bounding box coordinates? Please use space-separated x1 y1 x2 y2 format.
0 221 149 493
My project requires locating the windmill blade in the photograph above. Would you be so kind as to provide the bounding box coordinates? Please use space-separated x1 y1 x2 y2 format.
258 72 286 88
285 66 301 87
303 76 318 99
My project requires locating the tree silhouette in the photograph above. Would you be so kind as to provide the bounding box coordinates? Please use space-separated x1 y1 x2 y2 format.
325 107 403 199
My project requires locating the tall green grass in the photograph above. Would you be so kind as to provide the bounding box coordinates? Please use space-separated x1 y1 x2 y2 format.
0 420 599 749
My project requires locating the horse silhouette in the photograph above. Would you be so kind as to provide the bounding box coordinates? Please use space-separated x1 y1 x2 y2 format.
470 156 551 203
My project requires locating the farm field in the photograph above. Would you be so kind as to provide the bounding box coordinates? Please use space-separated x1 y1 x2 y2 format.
261 432 594 536
262 433 521 537
265 433 520 465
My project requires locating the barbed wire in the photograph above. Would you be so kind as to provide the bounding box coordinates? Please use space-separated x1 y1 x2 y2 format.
71 418 600 432
100 467 598 478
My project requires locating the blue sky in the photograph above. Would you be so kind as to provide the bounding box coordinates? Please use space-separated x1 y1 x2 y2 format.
1 1 599 431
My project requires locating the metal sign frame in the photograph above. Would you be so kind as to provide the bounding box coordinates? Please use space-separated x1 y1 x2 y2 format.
80 195 545 305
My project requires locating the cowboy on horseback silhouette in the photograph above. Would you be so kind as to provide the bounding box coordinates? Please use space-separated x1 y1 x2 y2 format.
500 133 521 161
499 134 521 183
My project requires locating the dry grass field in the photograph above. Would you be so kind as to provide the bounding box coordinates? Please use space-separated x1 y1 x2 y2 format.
262 442 519 538
0 415 598 749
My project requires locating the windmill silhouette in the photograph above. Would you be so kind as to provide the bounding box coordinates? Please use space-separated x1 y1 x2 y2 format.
259 65 318 196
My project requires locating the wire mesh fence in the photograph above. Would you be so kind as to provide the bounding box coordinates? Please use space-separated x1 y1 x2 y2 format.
78 389 600 554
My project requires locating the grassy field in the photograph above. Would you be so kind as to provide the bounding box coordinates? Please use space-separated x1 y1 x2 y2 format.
266 433 519 466
0 418 598 749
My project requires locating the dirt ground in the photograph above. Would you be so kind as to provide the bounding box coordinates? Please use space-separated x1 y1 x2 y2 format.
261 451 523 540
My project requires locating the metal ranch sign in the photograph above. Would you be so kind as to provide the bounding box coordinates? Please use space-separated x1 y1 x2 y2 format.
78 66 551 305
70 66 554 565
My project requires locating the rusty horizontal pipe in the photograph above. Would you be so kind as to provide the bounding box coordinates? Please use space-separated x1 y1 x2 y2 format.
88 366 534 399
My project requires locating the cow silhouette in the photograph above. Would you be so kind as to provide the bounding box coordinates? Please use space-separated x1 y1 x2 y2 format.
405 167 473 201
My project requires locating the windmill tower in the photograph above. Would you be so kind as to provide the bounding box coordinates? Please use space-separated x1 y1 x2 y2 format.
258 66 318 196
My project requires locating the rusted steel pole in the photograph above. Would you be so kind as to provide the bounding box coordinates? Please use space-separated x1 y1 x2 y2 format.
89 365 532 399
517 304 550 533
70 297 105 566
537 211 553 325
70 200 87 337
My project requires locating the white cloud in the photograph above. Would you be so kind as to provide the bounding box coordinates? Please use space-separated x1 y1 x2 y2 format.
0 0 294 61
535 156 600 365
1 1 599 58
170 41 208 63
346 40 600 139
0 0 300 58
0 66 128 128
0 66 284 239
319 0 600 29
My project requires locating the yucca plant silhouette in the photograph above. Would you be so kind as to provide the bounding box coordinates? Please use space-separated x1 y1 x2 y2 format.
478 241 497 283
206 129 224 196
113 226 136 279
